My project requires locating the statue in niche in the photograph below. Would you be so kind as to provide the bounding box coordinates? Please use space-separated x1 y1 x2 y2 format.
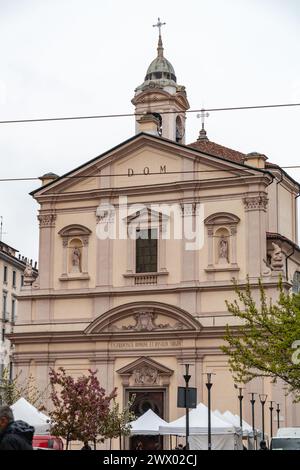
271 242 284 271
218 236 229 263
71 246 81 273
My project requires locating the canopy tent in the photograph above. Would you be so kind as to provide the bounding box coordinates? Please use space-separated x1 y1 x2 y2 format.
234 414 254 435
214 409 261 449
11 398 51 434
159 403 243 450
129 409 168 435
220 411 244 434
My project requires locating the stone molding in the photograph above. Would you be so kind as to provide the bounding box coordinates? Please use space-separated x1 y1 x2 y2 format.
243 195 268 211
38 213 56 227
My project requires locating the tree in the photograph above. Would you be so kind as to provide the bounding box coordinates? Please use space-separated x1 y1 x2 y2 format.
49 367 117 449
0 366 48 409
100 396 136 450
222 278 300 400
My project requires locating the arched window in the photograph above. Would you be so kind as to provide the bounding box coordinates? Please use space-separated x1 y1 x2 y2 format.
58 224 91 281
176 115 184 143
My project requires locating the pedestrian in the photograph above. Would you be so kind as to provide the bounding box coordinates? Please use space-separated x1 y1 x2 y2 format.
81 440 92 450
0 405 34 450
258 440 268 450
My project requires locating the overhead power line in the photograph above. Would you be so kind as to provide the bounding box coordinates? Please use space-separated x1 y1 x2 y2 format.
0 102 299 125
1 166 300 183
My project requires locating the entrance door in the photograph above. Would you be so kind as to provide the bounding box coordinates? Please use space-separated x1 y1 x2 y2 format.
128 389 165 450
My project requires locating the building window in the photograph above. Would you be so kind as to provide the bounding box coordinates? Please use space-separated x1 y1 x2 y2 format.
2 293 7 322
12 270 16 288
136 228 158 273
3 266 7 283
292 271 300 294
21 275 24 287
9 362 13 381
11 299 16 323
1 328 5 342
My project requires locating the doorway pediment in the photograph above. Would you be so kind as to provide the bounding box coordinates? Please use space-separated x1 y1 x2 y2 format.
116 356 173 387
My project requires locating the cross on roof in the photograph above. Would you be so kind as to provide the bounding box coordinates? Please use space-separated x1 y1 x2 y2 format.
197 109 210 131
153 17 166 36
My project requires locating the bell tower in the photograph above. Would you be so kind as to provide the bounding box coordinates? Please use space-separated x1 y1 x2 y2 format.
132 18 190 143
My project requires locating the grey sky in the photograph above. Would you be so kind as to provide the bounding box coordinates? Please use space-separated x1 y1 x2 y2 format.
0 0 299 261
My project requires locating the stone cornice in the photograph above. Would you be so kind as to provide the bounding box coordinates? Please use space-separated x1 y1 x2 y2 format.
16 278 291 301
35 174 272 204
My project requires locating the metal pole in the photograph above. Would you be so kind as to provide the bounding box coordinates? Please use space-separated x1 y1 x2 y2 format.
238 388 243 429
276 403 280 430
262 402 265 441
269 401 274 438
249 393 256 449
206 374 213 451
259 394 267 442
183 364 191 450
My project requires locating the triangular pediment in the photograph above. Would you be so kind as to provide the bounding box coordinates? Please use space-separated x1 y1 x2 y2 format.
125 207 169 225
116 356 173 377
31 133 269 199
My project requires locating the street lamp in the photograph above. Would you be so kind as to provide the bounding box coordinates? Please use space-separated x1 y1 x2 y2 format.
183 364 191 450
235 386 244 429
276 403 281 430
259 394 268 441
249 393 257 449
269 401 274 438
206 373 213 451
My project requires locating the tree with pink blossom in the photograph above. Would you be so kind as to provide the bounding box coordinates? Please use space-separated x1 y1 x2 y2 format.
48 367 117 449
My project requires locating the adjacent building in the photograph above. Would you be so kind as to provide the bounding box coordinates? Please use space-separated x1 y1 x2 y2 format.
0 241 37 379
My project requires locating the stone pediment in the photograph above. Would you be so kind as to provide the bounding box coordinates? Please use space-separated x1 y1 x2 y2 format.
31 133 267 200
84 302 202 335
125 207 169 225
116 356 173 387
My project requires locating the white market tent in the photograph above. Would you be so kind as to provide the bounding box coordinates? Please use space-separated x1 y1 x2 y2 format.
215 409 255 437
234 414 254 435
159 403 243 450
11 398 51 434
129 409 168 435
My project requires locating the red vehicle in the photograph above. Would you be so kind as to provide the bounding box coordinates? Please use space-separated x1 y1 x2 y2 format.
33 435 64 450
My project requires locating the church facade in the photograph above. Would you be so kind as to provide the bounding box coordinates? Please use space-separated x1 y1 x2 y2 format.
11 28 300 446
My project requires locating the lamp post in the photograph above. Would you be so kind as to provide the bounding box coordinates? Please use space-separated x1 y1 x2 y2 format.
249 393 257 449
236 386 244 429
183 364 191 450
276 403 281 430
259 394 268 441
206 373 213 451
269 401 274 438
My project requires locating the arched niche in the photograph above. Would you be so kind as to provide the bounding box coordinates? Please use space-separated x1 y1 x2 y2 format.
204 212 240 272
214 227 230 265
58 224 91 280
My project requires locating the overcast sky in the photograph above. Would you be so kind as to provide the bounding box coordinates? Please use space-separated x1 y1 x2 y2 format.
0 0 299 261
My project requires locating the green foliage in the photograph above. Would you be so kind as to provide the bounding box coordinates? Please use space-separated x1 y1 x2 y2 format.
100 395 136 441
222 278 300 400
0 366 48 409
